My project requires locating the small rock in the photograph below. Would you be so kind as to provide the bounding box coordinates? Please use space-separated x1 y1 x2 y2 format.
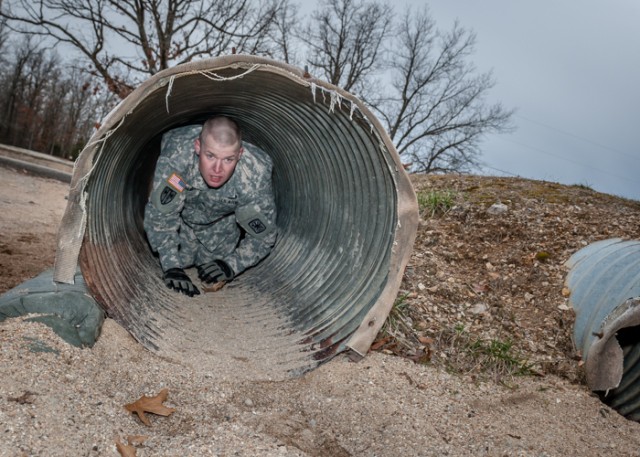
469 303 488 315
487 203 508 214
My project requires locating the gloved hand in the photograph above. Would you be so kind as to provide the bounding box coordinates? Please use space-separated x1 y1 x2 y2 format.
163 268 200 297
197 259 235 284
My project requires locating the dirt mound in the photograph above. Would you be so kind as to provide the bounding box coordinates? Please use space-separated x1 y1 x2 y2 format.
2 165 640 456
376 174 640 384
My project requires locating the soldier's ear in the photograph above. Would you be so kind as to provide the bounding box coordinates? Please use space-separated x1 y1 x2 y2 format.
194 138 201 155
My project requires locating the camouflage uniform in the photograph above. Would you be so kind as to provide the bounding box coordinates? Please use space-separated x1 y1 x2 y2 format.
144 125 277 276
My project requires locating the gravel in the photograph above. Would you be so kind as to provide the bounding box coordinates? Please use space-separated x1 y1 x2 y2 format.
2 166 640 456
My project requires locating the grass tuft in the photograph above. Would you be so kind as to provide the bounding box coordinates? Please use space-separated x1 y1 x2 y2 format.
417 189 456 218
436 325 535 381
571 182 594 191
382 293 411 338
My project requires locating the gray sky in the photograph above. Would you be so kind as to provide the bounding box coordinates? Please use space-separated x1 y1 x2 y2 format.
404 0 640 200
36 0 638 199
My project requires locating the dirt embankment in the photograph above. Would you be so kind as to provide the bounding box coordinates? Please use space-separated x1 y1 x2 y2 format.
2 165 640 457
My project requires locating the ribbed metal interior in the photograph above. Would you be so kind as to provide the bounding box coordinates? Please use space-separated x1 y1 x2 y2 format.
72 57 415 376
607 325 640 420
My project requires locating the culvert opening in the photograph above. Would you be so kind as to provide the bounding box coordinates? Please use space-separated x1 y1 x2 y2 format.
54 56 418 378
598 324 640 419
566 239 640 421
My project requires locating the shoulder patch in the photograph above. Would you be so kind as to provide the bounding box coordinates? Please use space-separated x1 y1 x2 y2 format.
151 175 185 214
160 186 177 204
236 205 275 240
248 218 267 234
167 172 187 192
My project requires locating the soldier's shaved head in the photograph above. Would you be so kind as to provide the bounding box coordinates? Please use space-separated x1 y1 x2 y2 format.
201 116 242 150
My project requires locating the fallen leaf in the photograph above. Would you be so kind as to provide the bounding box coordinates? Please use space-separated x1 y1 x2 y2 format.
202 281 226 292
8 391 37 404
472 282 489 294
126 435 148 446
370 336 393 351
408 348 432 364
115 438 137 457
115 435 147 457
124 388 176 426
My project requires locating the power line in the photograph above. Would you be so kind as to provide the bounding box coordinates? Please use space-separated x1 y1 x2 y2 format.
482 164 520 177
517 114 640 163
495 136 637 185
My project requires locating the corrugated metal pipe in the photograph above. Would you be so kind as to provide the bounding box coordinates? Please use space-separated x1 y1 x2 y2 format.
565 238 640 420
52 55 418 376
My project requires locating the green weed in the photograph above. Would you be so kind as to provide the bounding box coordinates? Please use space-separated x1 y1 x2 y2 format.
437 325 535 380
467 338 534 376
417 189 456 217
383 293 411 336
571 182 594 191
376 293 421 355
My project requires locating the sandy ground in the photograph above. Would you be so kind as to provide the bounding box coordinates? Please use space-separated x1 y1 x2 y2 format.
2 165 640 457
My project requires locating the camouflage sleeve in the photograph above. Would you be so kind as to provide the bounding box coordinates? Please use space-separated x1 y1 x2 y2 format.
143 126 199 271
223 151 278 275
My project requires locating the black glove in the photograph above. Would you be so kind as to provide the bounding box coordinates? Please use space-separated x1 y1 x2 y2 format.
163 268 200 297
197 259 235 284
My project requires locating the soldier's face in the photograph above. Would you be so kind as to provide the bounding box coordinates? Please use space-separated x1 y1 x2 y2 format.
194 135 243 188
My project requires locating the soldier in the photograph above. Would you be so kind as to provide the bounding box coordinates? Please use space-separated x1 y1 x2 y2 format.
144 116 277 297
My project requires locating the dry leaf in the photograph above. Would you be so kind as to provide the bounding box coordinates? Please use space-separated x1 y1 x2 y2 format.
202 281 226 292
124 388 176 426
115 438 137 457
408 348 432 364
370 336 393 351
471 283 486 294
8 391 36 404
115 435 147 457
126 435 148 446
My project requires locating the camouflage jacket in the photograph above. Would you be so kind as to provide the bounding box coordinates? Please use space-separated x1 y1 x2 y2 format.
143 125 277 275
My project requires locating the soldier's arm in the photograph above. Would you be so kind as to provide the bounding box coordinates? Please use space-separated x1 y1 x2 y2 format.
224 177 277 275
143 128 197 271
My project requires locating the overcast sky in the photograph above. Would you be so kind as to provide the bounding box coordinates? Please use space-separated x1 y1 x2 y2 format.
33 0 638 200
397 0 639 200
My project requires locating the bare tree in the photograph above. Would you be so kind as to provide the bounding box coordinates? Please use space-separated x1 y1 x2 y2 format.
367 8 514 173
268 0 299 65
302 3 513 173
1 0 287 98
36 66 111 158
1 1 514 173
0 14 8 56
301 0 393 94
0 37 113 158
0 38 44 144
